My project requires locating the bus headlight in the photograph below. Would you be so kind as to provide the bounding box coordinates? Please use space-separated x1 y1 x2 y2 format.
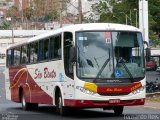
76 86 96 95
131 86 145 95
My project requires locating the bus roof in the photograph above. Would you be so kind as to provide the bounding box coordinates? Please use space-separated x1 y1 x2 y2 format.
7 23 140 49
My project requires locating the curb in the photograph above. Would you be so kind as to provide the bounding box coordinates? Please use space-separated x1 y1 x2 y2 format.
146 92 160 97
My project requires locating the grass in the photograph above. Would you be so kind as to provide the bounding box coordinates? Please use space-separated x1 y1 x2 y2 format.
146 95 160 102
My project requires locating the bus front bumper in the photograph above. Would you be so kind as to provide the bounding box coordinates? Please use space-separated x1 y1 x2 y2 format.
64 98 145 108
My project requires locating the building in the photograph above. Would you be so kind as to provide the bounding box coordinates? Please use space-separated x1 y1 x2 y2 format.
14 0 33 11
0 30 51 64
0 0 14 17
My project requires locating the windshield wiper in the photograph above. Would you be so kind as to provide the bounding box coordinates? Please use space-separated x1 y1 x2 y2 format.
93 49 111 83
117 57 134 82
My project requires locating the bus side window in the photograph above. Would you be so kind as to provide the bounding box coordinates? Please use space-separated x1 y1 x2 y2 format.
27 44 30 64
44 39 49 60
7 49 12 67
39 39 49 61
50 34 61 60
63 32 73 79
55 35 61 59
39 40 44 61
13 47 21 66
21 45 28 64
50 37 54 59
30 42 38 63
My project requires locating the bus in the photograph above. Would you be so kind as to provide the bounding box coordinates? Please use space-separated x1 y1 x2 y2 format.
5 23 146 116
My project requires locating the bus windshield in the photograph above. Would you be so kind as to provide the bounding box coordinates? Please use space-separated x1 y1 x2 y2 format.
76 31 145 81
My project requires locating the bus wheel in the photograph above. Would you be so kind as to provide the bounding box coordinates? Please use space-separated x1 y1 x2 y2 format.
113 106 124 116
21 91 30 110
55 91 66 116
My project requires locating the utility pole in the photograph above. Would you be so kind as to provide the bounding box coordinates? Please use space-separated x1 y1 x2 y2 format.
11 18 14 44
125 14 128 25
60 0 63 27
139 0 149 43
78 0 82 24
130 10 132 25
134 9 138 27
19 0 23 24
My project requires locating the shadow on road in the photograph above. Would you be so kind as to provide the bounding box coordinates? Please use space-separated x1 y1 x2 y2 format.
5 106 124 119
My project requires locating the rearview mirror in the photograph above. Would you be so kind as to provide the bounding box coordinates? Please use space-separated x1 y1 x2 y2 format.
65 39 74 47
143 41 149 47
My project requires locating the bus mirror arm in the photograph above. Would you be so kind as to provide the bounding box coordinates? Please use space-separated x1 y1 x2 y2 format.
143 41 149 47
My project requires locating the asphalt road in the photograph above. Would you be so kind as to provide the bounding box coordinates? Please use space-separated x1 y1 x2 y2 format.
146 71 160 82
0 71 160 120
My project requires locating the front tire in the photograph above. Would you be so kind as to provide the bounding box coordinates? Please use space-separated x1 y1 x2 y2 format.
21 91 38 110
21 91 30 110
55 91 67 116
113 106 124 116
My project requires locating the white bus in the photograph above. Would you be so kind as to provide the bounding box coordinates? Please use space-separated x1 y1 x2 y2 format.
5 23 146 116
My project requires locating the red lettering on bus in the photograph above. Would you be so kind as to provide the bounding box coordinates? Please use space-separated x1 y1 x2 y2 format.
44 67 56 79
34 68 42 79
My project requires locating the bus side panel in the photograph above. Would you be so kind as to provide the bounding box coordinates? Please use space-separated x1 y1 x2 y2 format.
8 65 53 104
9 66 27 102
27 72 53 104
5 67 11 100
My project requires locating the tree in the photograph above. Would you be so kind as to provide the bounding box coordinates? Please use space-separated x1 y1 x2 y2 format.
6 6 18 18
33 0 61 21
92 0 160 47
1 21 11 30
23 7 34 21
44 10 59 21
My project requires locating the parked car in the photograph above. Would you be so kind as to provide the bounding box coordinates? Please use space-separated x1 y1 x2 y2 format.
146 60 157 71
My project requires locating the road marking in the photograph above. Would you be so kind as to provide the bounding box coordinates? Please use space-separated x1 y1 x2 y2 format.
144 106 160 110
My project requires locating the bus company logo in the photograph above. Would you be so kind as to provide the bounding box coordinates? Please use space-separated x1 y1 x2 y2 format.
34 67 56 79
106 88 122 92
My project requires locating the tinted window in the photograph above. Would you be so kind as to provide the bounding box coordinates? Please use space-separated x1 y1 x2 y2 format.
44 39 49 60
30 42 38 63
7 49 12 66
50 35 61 59
50 37 54 59
13 47 21 66
39 40 44 61
63 32 73 78
21 45 28 64
39 39 49 61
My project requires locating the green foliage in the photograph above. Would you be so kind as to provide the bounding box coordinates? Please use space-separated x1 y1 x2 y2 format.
44 10 59 21
23 7 34 20
1 21 11 30
91 0 160 47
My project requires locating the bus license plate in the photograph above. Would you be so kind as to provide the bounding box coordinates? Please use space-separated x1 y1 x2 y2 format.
109 99 120 104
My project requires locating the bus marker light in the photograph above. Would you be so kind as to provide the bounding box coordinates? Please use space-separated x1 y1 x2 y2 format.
84 82 97 93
